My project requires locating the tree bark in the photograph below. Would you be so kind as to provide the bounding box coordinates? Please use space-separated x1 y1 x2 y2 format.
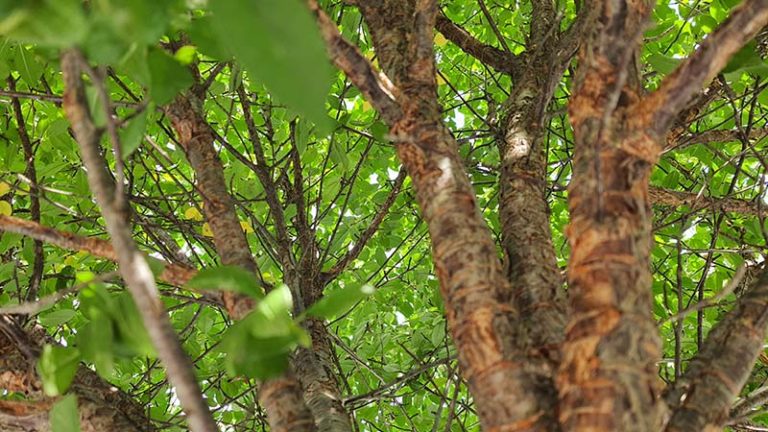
61 49 218 432
664 269 768 431
0 322 154 432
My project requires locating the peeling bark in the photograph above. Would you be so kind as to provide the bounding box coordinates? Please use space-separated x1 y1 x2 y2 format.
339 1 561 429
0 323 153 432
664 269 768 431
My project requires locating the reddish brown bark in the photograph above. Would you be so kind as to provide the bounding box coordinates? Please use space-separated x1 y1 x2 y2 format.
164 88 319 432
0 323 153 432
664 269 768 431
560 0 768 430
434 12 522 78
322 1 561 429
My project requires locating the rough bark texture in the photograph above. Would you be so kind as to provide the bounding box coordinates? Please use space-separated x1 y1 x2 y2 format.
61 49 217 432
165 92 258 318
558 0 665 430
349 1 560 430
497 0 569 362
560 0 768 430
293 316 351 432
0 327 154 432
664 269 768 431
165 88 319 432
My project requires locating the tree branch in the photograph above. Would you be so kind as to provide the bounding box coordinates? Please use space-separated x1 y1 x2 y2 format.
307 0 402 124
664 269 768 431
644 0 768 135
649 185 766 216
435 12 522 77
8 76 44 305
0 215 197 286
60 49 217 432
164 62 319 431
323 168 406 284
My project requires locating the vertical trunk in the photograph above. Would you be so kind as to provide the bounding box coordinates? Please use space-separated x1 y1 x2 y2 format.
293 317 352 432
398 118 558 431
499 76 565 362
556 1 665 429
352 0 561 428
165 90 318 432
559 128 663 431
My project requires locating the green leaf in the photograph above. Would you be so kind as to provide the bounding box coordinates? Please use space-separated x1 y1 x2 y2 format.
117 44 150 85
145 255 167 278
0 0 87 48
147 48 193 105
305 283 375 320
220 323 291 379
85 86 107 128
37 345 81 396
174 45 197 65
39 309 76 327
82 16 127 65
370 121 389 141
119 109 149 159
111 293 155 357
188 16 231 60
186 265 264 300
646 53 679 75
50 394 81 432
209 0 333 132
219 285 309 379
11 45 43 85
330 141 350 172
77 316 115 378
723 42 763 74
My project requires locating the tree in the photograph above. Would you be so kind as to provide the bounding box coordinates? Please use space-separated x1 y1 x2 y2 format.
0 0 768 431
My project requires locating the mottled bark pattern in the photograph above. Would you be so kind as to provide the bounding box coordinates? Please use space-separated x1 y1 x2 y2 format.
165 93 257 318
499 63 566 363
664 270 768 431
560 130 663 431
293 317 352 432
0 329 153 431
259 376 318 432
355 1 561 429
558 0 666 430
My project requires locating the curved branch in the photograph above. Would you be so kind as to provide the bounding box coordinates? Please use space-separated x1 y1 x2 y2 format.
664 269 768 431
323 168 406 284
644 0 768 135
61 49 217 432
308 0 402 124
435 12 522 77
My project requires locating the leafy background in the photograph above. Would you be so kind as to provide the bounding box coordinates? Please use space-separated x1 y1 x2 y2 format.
0 0 767 430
